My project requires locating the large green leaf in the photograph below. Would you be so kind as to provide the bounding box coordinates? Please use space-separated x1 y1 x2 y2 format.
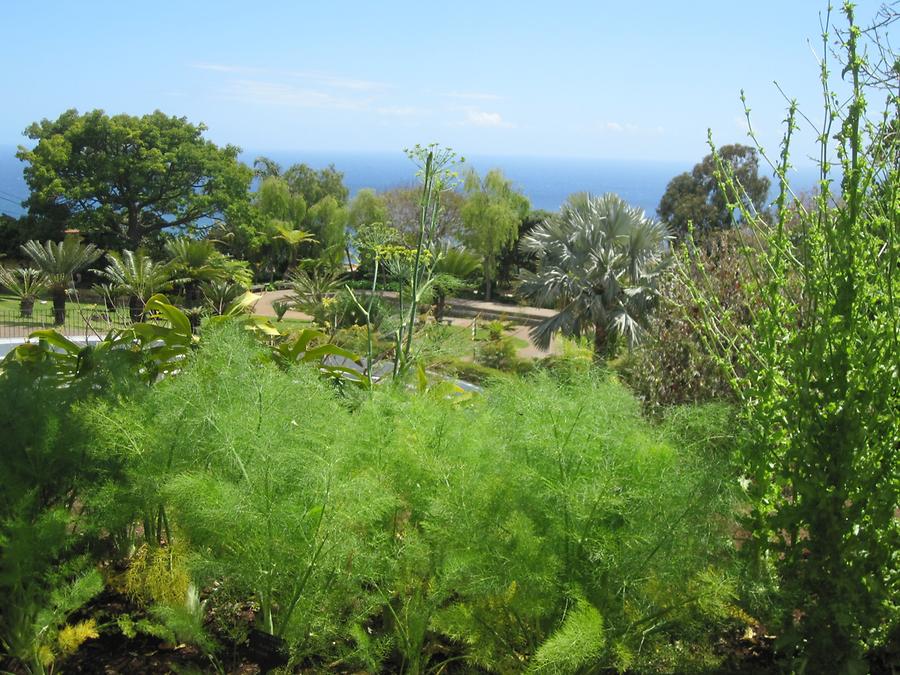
144 294 192 338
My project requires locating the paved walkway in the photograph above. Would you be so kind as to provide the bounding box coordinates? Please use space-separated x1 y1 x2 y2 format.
252 290 559 358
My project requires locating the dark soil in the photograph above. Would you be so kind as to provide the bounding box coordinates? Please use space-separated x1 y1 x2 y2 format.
2 590 896 674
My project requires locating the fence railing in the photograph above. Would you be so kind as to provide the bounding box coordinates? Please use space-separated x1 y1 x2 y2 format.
0 305 133 339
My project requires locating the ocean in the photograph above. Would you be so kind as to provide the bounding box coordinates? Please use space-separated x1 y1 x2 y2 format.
0 145 821 220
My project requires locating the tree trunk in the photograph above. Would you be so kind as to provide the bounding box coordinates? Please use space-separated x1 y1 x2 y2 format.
129 295 143 323
485 275 492 302
435 291 446 322
593 322 608 362
19 298 34 319
52 288 66 326
126 204 142 249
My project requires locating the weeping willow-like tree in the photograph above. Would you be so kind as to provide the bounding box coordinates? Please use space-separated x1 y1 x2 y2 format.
461 169 529 300
519 193 670 359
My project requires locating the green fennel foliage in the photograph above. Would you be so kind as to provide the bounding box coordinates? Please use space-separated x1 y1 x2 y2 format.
79 327 740 672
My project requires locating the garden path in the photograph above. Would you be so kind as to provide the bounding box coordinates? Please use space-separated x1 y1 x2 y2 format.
252 290 560 358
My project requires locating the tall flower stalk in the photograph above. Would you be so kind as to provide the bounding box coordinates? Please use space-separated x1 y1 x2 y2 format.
394 144 462 377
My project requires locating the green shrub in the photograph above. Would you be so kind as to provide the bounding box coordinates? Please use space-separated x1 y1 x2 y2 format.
476 335 518 370
80 328 740 671
619 229 755 416
0 355 125 670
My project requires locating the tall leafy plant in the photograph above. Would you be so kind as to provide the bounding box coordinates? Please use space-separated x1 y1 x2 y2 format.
393 145 462 378
684 5 899 668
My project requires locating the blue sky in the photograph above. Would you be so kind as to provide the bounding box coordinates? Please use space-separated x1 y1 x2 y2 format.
0 1 888 163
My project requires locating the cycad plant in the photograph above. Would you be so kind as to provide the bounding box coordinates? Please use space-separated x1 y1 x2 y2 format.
165 238 237 322
287 263 345 319
0 267 47 318
430 245 481 321
95 250 175 321
21 238 102 325
519 193 670 359
201 279 246 316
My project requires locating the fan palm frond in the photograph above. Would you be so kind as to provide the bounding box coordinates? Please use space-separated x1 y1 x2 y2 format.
519 193 671 357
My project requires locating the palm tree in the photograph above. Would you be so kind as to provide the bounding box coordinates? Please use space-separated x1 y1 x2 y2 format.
95 250 175 321
273 222 316 272
165 238 229 308
21 238 102 325
0 267 47 318
518 193 670 359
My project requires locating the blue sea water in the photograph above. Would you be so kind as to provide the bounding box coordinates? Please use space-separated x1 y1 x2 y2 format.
0 145 821 220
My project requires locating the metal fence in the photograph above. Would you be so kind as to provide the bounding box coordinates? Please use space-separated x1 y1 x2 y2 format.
0 306 133 339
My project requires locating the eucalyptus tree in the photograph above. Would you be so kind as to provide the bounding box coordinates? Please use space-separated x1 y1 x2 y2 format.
461 169 530 300
657 144 770 239
519 193 670 359
21 237 102 324
95 250 175 321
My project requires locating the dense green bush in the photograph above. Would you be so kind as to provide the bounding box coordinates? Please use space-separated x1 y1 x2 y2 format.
0 345 133 670
619 229 756 416
78 327 741 672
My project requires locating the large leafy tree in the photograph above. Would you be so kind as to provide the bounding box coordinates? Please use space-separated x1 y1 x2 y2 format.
519 193 670 359
383 185 465 242
461 169 529 300
283 162 349 206
657 143 770 238
232 158 349 274
254 156 349 206
18 109 252 250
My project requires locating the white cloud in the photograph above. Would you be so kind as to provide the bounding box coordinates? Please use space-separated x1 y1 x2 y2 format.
192 63 389 93
285 70 390 92
464 110 512 128
191 62 262 75
443 90 502 101
222 80 366 110
604 121 664 135
376 105 424 116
